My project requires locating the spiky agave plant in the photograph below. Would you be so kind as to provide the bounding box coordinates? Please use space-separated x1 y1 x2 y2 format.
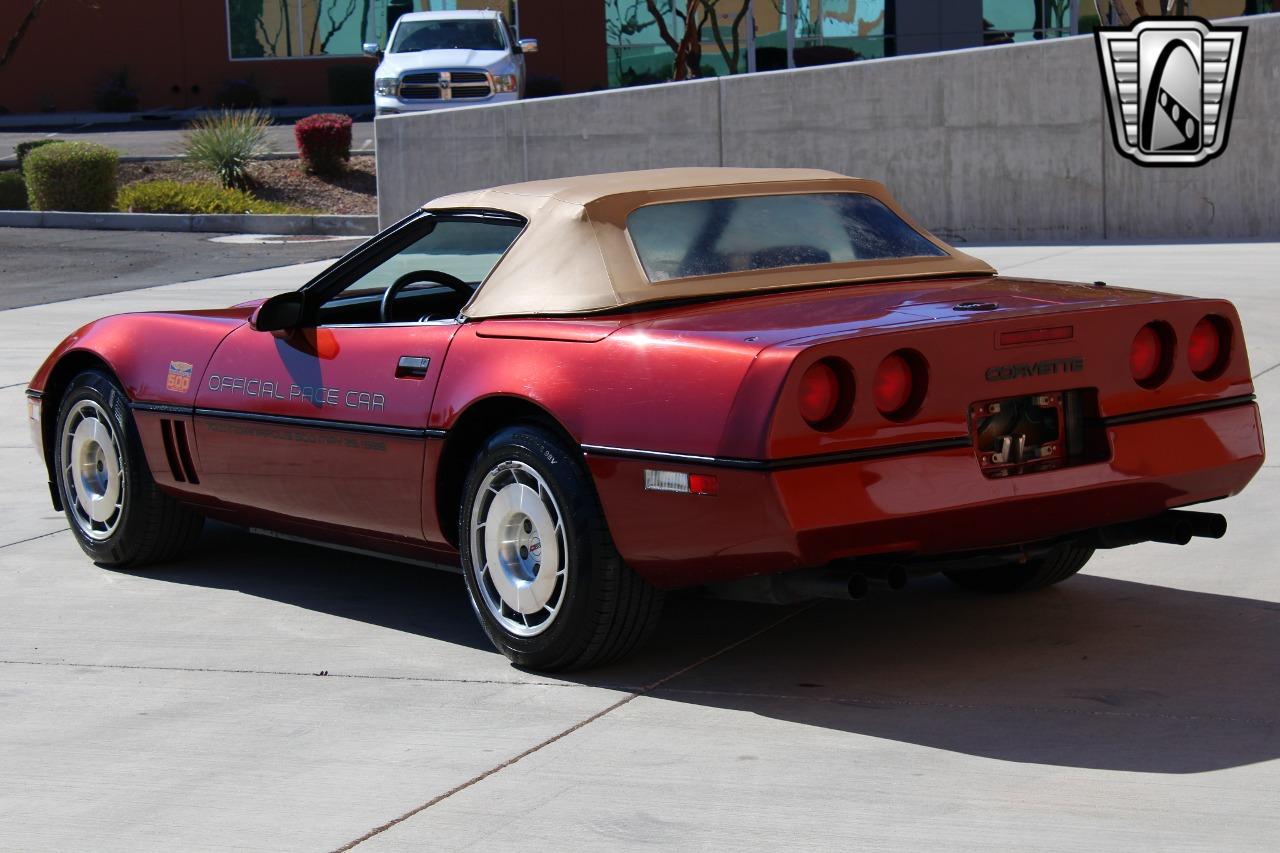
181 109 272 190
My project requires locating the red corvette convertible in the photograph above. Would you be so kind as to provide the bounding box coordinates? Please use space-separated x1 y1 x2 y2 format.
25 168 1264 670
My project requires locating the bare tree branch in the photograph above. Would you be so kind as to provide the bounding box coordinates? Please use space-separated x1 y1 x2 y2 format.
0 0 46 69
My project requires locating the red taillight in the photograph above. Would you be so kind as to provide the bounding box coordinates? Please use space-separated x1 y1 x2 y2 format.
1188 315 1229 379
799 360 840 426
1130 323 1171 388
874 351 923 419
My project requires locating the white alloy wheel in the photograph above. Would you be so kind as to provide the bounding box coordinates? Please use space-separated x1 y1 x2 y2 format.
469 459 568 637
60 398 125 541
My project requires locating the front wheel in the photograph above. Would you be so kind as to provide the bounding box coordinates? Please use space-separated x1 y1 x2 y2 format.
54 370 203 567
459 423 663 671
944 542 1094 593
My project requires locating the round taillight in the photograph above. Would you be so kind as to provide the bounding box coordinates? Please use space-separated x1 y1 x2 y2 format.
798 359 853 430
874 350 925 419
1188 315 1230 379
1130 323 1172 388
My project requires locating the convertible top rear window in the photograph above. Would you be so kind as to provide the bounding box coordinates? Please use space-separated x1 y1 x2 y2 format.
627 192 946 282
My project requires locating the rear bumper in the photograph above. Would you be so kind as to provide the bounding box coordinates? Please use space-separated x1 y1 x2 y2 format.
588 401 1265 588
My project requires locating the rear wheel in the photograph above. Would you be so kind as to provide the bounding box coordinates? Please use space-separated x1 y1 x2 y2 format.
54 370 203 567
459 423 663 671
944 542 1094 593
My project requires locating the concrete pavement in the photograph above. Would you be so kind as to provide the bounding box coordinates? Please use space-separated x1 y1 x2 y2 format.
1 243 1277 852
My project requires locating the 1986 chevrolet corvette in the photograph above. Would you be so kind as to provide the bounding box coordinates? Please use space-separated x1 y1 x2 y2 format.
25 168 1264 670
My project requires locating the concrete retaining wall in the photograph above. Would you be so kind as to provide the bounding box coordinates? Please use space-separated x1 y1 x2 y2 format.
376 14 1279 243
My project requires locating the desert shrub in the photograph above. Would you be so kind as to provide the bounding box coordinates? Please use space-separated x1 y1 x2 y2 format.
182 109 272 189
0 171 28 210
117 179 306 215
23 141 118 211
15 139 61 168
93 69 140 112
294 113 352 176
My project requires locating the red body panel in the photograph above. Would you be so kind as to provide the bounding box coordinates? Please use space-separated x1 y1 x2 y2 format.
27 275 1265 588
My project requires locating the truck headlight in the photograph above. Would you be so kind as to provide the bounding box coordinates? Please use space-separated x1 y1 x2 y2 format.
492 73 518 93
375 77 399 96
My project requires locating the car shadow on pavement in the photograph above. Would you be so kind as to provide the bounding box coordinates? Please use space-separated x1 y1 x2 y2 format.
146 523 1280 775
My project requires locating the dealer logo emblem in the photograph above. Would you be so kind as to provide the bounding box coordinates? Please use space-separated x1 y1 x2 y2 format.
1095 17 1246 167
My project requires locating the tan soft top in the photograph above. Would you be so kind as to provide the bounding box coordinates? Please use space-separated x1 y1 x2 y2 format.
426 167 993 319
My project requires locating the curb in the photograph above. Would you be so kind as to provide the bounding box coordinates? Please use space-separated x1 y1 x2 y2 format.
0 210 378 236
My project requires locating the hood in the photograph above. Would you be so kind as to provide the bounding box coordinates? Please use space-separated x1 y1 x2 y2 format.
622 276 1188 348
378 49 511 75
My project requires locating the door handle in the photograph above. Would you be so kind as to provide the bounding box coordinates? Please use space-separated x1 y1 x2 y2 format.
396 356 431 378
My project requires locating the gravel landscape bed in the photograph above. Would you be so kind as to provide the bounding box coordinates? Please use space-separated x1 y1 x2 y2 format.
117 155 376 215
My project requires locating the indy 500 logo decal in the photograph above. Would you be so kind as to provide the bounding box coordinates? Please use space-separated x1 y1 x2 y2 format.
1095 17 1246 167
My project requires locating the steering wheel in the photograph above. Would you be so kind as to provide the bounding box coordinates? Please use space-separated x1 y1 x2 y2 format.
380 269 470 323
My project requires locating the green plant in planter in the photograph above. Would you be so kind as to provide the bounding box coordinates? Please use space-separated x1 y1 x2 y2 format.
182 109 272 190
23 141 118 211
0 170 28 210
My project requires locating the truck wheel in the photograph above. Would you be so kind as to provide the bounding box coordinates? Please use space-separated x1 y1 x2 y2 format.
459 423 663 671
944 542 1094 593
53 370 203 567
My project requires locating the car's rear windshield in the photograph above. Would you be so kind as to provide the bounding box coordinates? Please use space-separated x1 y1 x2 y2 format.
627 192 946 282
391 19 505 53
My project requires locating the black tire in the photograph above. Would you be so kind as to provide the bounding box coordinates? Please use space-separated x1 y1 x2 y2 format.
459 423 663 671
53 370 203 567
944 542 1094 593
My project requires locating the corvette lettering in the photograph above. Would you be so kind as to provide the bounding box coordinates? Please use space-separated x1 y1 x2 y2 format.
985 357 1084 382
206 374 385 411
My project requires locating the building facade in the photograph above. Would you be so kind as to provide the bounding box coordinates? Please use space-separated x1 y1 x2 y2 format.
0 1 1270 115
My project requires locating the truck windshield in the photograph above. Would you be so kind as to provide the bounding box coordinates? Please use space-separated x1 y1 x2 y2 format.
391 19 505 53
627 193 946 282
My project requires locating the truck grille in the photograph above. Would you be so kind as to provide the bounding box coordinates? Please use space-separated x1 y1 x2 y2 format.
399 70 492 101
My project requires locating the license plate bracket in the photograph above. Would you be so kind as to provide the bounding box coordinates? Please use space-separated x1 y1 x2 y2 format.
970 392 1068 477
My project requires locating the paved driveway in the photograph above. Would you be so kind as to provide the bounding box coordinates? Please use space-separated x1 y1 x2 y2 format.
1 244 1277 851
0 227 363 310
0 119 376 161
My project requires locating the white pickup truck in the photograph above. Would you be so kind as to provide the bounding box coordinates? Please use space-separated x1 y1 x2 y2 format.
365 9 537 116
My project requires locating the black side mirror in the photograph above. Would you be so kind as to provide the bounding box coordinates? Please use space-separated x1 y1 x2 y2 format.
250 292 307 333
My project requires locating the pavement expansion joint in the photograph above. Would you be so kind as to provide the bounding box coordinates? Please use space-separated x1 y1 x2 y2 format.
0 528 68 550
329 603 817 853
986 246 1086 272
1251 361 1280 380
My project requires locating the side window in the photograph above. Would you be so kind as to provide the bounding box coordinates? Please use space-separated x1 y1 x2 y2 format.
316 217 522 326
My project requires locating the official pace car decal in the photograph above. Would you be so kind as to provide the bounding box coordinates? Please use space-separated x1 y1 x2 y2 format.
206 374 386 412
166 361 193 393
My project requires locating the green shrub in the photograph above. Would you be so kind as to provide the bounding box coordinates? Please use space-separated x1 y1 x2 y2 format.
15 139 61 168
294 113 352 176
0 171 28 210
117 179 308 215
182 109 272 189
23 141 118 211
